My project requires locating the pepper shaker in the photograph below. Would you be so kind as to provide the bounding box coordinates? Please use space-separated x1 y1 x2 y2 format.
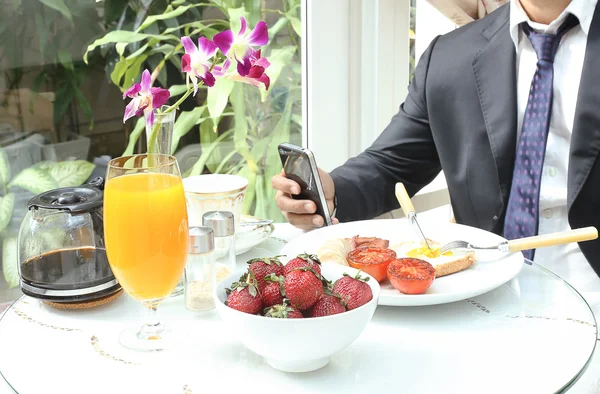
184 226 216 312
202 211 236 283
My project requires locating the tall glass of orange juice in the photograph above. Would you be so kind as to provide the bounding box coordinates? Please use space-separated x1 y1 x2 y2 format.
104 154 188 351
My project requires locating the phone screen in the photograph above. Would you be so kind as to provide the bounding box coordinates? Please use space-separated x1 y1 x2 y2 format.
279 145 331 225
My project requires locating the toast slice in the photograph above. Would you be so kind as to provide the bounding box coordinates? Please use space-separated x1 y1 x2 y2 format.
391 239 476 278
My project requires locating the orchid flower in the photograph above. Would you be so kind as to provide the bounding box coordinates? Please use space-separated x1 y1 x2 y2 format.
213 17 269 77
181 36 218 95
122 69 170 128
226 49 271 90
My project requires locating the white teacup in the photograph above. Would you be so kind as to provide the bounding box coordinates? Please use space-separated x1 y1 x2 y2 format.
183 174 248 231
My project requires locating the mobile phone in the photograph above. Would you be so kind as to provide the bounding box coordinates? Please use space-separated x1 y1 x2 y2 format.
278 143 333 226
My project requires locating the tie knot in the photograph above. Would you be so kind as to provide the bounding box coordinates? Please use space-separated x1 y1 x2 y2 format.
521 14 579 63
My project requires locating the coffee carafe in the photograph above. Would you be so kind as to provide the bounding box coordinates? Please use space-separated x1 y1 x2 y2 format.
17 177 120 303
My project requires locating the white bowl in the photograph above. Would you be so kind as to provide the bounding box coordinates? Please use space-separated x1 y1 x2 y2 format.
215 263 380 373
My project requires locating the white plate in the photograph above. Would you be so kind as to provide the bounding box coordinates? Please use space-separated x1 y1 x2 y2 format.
235 215 274 255
280 219 524 306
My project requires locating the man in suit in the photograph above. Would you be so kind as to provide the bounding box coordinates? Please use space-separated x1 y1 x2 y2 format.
272 0 600 305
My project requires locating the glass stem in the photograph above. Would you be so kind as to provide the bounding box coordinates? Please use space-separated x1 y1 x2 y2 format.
138 303 164 340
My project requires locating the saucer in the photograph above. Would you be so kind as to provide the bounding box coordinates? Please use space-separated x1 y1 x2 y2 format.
235 215 274 255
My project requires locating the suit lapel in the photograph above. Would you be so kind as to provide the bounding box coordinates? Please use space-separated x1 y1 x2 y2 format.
472 6 518 201
568 4 600 209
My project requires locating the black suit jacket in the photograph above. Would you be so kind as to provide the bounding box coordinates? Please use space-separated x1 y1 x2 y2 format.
330 4 600 276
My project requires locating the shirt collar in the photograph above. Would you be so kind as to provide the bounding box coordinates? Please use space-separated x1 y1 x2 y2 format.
509 0 597 49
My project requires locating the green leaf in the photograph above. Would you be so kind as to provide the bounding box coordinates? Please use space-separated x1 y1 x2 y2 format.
200 117 220 174
38 0 72 22
148 44 177 56
32 161 55 171
169 84 188 97
53 84 75 127
123 54 149 90
2 237 18 289
75 88 94 129
136 4 196 32
261 46 296 101
189 129 234 176
34 13 48 60
116 42 129 56
231 84 258 173
0 148 11 189
110 56 128 87
228 7 249 33
288 16 301 36
207 77 234 127
57 49 73 71
48 161 95 188
8 168 58 194
83 31 178 63
0 193 15 233
171 107 205 154
238 164 256 215
123 117 146 156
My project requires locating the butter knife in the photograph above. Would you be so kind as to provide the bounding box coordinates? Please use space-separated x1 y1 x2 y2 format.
395 183 432 250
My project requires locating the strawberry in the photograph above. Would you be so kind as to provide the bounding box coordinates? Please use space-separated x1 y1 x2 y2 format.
332 271 373 310
247 256 284 291
284 267 323 310
283 253 322 276
225 272 262 314
264 302 303 318
262 273 285 308
308 293 346 317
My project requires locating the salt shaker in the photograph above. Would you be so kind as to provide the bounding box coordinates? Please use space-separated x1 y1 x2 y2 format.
202 211 235 284
184 226 216 312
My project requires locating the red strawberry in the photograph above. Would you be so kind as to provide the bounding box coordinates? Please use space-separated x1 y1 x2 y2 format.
264 303 303 318
248 256 284 291
284 267 323 310
333 271 373 310
225 272 262 314
308 293 346 317
284 253 322 276
262 273 285 308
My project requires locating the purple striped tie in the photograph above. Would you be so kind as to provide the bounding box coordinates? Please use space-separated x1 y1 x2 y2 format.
503 15 579 261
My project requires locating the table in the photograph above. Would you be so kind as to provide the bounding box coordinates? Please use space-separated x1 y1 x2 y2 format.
0 224 598 394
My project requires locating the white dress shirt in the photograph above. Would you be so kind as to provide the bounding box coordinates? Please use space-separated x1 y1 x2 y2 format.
509 0 600 311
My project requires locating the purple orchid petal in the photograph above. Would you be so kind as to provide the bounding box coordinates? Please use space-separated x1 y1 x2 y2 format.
248 65 265 78
237 57 252 77
123 83 141 99
227 74 261 89
198 37 217 58
213 30 234 55
150 87 170 109
145 109 155 129
239 17 247 35
140 69 152 93
135 102 149 117
123 97 141 123
255 56 270 69
212 58 231 77
188 74 199 97
181 54 192 73
247 21 268 46
258 73 270 90
181 36 198 54
200 71 216 87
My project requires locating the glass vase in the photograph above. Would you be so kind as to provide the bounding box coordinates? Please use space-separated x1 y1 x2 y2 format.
145 105 175 155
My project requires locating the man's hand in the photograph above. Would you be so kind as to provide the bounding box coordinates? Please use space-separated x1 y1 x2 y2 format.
272 169 339 229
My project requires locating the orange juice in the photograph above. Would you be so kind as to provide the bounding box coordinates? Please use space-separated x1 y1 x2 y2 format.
104 172 188 301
